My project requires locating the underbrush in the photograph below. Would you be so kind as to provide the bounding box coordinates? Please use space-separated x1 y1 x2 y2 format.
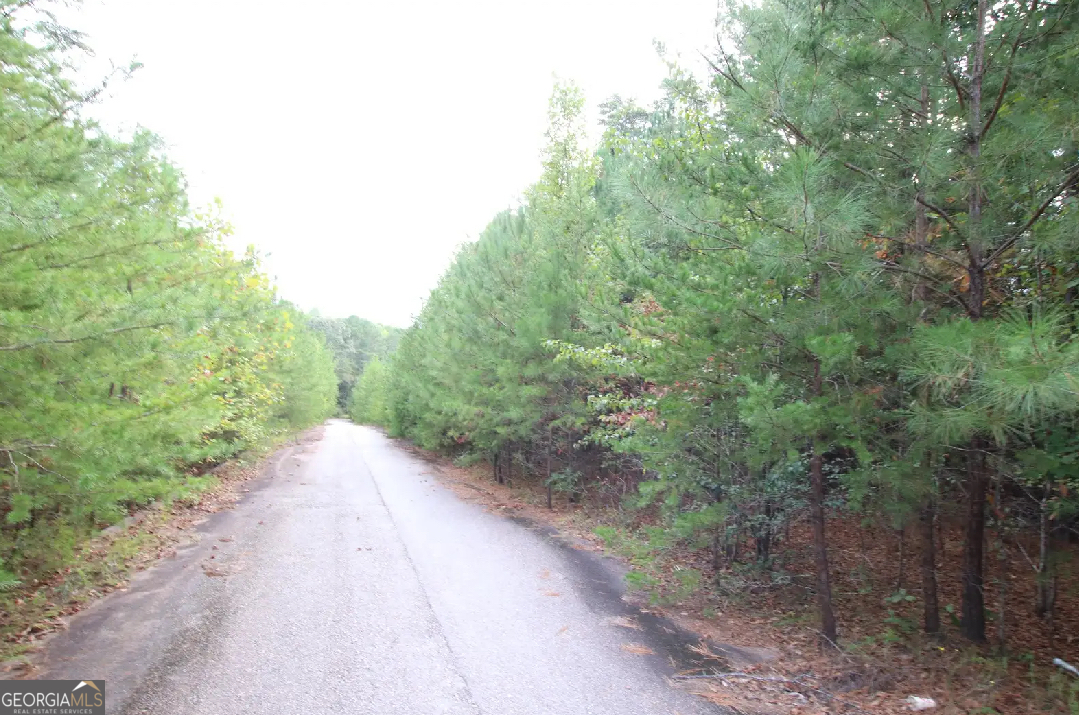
0 511 174 664
590 515 1079 714
0 474 217 582
0 431 300 666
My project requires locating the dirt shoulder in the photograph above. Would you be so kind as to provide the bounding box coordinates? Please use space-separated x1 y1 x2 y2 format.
0 427 325 676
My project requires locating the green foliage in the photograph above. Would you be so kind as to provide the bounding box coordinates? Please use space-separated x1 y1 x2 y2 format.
0 6 336 579
387 0 1079 647
388 82 598 456
0 559 20 591
308 315 402 409
624 569 658 592
545 468 583 495
275 310 339 428
348 356 392 426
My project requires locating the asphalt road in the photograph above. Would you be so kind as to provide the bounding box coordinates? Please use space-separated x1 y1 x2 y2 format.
39 421 721 715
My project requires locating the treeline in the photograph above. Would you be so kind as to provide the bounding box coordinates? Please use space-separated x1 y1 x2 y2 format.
307 315 401 410
368 0 1079 648
0 5 337 584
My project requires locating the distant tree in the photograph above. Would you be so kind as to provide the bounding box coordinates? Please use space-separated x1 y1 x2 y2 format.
308 315 402 408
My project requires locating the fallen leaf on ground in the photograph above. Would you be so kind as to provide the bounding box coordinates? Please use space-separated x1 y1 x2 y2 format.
621 643 655 655
607 616 643 630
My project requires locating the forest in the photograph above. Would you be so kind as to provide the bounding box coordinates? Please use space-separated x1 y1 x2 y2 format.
308 314 401 411
351 0 1079 677
4 0 1079 706
0 4 338 587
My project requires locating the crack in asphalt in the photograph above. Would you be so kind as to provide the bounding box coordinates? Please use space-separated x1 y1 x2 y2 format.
350 431 484 715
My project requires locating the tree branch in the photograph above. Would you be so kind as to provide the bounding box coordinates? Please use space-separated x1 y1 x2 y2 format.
915 196 966 241
628 176 743 250
981 0 1037 139
941 49 968 111
878 261 972 314
865 232 968 270
982 165 1079 268
0 323 170 351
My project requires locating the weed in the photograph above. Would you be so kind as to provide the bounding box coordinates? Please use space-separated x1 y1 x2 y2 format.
1044 672 1079 714
944 603 961 628
775 610 814 627
660 566 702 605
884 588 917 605
546 469 583 495
625 569 659 592
882 609 916 635
594 525 618 548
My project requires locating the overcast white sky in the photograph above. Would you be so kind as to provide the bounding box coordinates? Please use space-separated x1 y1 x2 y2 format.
62 0 719 327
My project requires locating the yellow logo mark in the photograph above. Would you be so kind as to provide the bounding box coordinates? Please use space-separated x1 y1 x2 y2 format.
73 681 101 693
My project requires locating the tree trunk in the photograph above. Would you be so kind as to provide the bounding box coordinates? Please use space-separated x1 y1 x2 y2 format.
725 516 740 564
937 478 947 570
712 475 726 572
913 84 939 638
757 500 773 566
546 428 553 510
809 448 838 648
996 573 1007 652
1035 479 1055 617
994 476 1007 652
913 80 930 306
494 448 505 485
959 0 990 644
996 541 1008 652
895 527 906 592
919 499 941 635
965 0 988 318
1048 578 1057 650
961 438 989 642
712 528 724 573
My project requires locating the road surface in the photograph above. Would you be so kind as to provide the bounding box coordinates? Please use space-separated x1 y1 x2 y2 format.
39 421 721 714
